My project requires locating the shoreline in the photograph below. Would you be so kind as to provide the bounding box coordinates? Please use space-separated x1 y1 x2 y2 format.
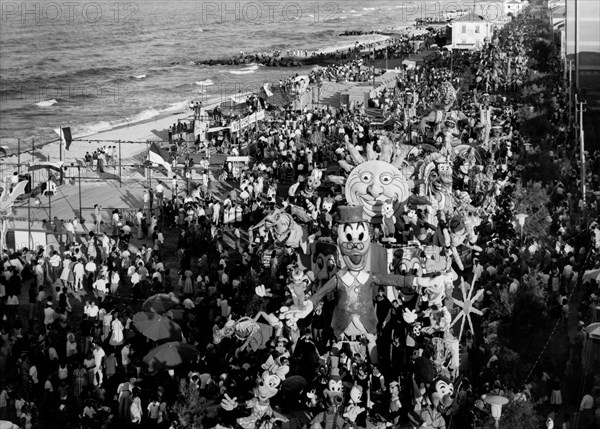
1 32 430 165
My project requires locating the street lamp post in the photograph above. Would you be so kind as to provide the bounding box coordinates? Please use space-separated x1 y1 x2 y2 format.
515 213 528 243
27 197 31 249
484 395 509 429
71 163 83 221
48 188 52 222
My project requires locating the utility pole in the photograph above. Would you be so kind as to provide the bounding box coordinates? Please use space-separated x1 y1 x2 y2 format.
578 98 587 219
78 165 82 221
568 58 573 127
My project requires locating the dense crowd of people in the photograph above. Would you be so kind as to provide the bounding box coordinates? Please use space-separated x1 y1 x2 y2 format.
0 4 599 429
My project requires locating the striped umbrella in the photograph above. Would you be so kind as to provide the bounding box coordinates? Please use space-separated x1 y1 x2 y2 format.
133 312 182 342
143 341 198 369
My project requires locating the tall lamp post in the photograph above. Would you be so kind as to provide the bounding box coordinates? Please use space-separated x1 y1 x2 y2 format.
484 395 509 429
71 163 82 220
515 213 528 243
27 196 32 249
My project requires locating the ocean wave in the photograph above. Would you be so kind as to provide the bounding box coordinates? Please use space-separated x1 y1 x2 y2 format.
73 120 113 138
36 99 58 107
195 79 215 86
54 66 129 81
132 74 147 79
228 64 259 75
74 100 190 139
363 7 376 11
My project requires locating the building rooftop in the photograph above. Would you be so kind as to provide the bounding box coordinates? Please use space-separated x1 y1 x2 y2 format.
453 13 488 23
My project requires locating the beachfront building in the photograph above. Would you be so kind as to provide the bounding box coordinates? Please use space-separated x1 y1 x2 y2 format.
564 0 600 89
504 0 527 17
450 14 493 50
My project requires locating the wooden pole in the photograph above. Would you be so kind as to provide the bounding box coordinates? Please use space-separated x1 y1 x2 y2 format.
17 139 21 174
119 140 122 187
78 165 82 221
28 200 31 249
580 100 586 218
59 126 63 162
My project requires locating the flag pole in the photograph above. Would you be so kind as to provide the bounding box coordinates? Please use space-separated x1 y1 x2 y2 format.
119 140 122 187
59 126 63 162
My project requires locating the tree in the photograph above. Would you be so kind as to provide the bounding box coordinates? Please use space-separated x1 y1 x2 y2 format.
497 276 552 367
173 381 219 429
484 398 543 429
512 181 551 244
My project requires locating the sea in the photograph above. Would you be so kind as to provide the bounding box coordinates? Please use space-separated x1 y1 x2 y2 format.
0 0 499 150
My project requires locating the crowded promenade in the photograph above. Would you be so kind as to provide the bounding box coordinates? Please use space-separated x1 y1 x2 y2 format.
0 3 599 429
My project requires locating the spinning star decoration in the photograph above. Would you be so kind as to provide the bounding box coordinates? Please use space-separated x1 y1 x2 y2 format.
450 277 484 341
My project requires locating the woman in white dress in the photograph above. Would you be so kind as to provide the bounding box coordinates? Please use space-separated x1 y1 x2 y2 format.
228 205 236 227
60 257 74 288
149 215 158 237
109 315 124 347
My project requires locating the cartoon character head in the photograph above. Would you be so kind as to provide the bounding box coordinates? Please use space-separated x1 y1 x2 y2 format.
429 376 454 412
382 200 395 218
321 197 334 213
435 156 453 186
345 161 410 223
263 210 305 250
257 356 289 403
336 206 370 271
255 371 283 403
213 319 236 344
266 211 292 236
349 385 363 404
312 240 338 282
306 387 319 408
324 374 344 409
305 169 323 195
412 321 423 337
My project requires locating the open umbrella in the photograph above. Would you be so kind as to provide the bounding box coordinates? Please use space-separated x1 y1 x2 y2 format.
133 312 182 342
582 269 600 283
143 341 198 369
142 293 180 313
585 323 600 340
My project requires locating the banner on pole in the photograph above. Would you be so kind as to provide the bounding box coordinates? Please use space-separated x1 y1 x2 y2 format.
229 110 265 133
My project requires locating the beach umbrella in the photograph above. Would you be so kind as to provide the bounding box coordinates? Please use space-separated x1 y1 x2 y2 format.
133 311 182 341
142 293 180 313
143 341 198 369
585 323 600 340
582 269 600 283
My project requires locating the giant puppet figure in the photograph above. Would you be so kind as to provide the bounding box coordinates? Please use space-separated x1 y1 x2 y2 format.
282 205 453 362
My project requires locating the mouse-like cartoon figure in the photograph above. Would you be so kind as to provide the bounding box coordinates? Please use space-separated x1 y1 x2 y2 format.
220 356 290 429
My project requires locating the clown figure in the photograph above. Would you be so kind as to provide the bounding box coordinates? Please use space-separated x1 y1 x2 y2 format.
282 205 454 363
